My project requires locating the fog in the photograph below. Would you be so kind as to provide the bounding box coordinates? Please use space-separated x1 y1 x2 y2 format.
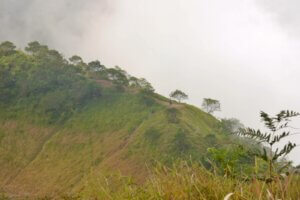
1 0 300 164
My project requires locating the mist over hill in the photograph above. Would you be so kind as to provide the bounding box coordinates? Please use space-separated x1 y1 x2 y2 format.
1 1 300 198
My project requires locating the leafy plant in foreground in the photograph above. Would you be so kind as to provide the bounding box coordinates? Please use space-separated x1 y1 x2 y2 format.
208 145 252 178
236 110 299 179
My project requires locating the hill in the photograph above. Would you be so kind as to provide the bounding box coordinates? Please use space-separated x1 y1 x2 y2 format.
0 41 251 198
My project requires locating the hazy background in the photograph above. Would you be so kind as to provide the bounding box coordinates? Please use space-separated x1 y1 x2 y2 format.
1 0 300 164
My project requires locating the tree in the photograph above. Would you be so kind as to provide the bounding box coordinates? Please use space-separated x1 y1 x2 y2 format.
202 98 221 114
0 66 16 103
69 55 87 73
137 78 154 93
0 41 102 123
220 118 244 134
25 41 48 54
106 67 129 86
69 55 83 65
169 90 188 103
47 49 64 62
236 110 299 179
128 77 155 93
87 60 105 72
0 41 16 56
129 76 139 87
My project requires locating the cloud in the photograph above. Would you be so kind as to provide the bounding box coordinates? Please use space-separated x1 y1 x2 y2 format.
0 0 115 55
258 0 300 37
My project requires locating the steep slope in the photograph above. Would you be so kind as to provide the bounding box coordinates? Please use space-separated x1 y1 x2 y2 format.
0 92 227 197
0 41 238 197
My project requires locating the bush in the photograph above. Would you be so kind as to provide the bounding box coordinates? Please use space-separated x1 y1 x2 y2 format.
207 145 254 177
165 108 180 123
171 129 191 155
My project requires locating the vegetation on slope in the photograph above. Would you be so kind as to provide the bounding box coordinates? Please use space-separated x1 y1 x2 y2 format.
0 41 244 197
0 41 298 199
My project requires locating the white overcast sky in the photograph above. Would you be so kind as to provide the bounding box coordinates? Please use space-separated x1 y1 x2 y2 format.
1 0 300 165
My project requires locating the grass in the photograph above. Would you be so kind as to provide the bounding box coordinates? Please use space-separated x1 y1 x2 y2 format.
63 161 300 200
0 94 299 199
0 91 266 198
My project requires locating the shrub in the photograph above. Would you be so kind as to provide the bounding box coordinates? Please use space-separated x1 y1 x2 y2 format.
171 129 191 156
165 108 180 123
207 145 253 177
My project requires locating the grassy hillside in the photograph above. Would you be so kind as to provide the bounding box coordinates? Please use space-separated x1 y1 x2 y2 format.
0 41 255 198
0 92 229 196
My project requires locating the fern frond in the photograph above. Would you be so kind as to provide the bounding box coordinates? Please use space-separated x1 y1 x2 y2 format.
272 142 296 161
238 128 270 143
275 110 300 122
269 132 290 146
260 111 276 132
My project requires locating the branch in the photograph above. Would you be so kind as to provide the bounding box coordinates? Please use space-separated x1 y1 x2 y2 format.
237 128 270 143
269 131 290 146
272 142 296 161
260 111 276 132
274 110 300 122
286 132 300 137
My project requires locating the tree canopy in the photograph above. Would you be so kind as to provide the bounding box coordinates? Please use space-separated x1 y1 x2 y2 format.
202 98 221 114
88 60 105 72
0 41 16 56
169 90 188 103
0 41 155 123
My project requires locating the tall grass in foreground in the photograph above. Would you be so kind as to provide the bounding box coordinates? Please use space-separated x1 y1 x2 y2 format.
1 161 299 199
78 161 300 200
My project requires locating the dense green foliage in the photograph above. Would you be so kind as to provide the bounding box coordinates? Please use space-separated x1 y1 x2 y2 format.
0 41 154 123
0 41 100 123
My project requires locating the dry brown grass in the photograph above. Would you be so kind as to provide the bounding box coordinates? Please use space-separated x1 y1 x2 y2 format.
78 161 300 200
